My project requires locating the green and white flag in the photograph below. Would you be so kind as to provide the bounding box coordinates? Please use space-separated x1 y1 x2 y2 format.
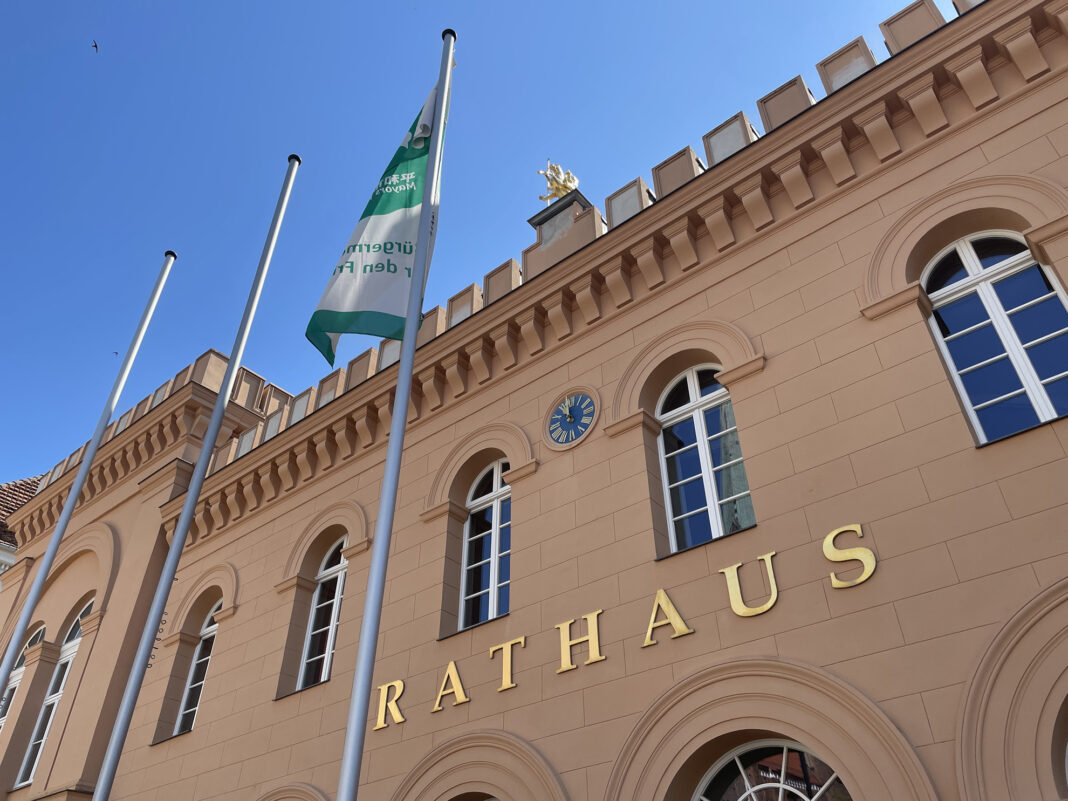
306 88 440 365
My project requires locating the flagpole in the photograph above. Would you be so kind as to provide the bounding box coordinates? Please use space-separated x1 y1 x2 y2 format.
0 250 177 697
91 155 300 801
335 29 455 801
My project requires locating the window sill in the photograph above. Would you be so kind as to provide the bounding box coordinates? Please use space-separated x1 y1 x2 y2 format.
976 413 1066 447
150 728 191 747
274 677 330 702
654 523 757 561
437 612 510 642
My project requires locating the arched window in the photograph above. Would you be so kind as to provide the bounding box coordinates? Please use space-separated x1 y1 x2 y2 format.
459 460 511 629
16 601 92 788
174 600 222 735
0 626 46 732
656 366 755 552
923 232 1068 442
693 739 852 801
299 538 347 689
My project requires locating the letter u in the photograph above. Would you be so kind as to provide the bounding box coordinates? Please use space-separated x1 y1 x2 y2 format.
719 551 778 617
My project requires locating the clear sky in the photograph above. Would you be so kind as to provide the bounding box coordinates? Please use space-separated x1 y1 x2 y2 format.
0 0 961 482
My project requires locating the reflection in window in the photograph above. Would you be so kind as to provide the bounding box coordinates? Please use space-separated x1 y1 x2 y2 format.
694 740 853 801
656 366 755 552
174 600 222 735
923 232 1068 442
459 460 511 629
299 539 347 689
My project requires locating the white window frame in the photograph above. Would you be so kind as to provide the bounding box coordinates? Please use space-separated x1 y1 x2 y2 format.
691 738 849 801
173 600 222 735
298 538 347 689
922 231 1068 443
656 365 755 553
458 460 511 630
0 626 46 733
15 602 92 789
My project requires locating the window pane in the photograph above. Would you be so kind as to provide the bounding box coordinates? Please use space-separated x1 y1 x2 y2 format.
301 656 325 688
976 393 1041 441
183 682 204 713
497 584 510 616
994 266 1052 310
48 661 70 695
707 429 744 467
1010 295 1068 345
665 446 702 484
465 562 491 596
177 708 197 734
466 531 491 563
945 323 1005 370
190 657 210 686
323 545 344 570
703 401 736 438
1044 375 1068 416
713 462 751 500
499 524 511 553
499 553 510 583
312 601 335 632
674 512 713 550
973 236 1027 268
499 498 510 524
463 593 490 627
926 249 968 293
669 477 708 516
469 506 493 536
720 495 757 536
696 369 723 397
662 417 698 452
1026 332 1068 380
317 575 339 601
306 629 330 660
659 377 690 414
934 292 988 336
471 470 494 500
960 357 1023 406
20 741 42 783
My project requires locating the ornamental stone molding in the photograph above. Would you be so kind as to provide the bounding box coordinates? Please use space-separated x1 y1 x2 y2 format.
254 783 331 801
280 500 369 583
389 729 570 801
956 575 1068 801
603 656 938 801
424 421 537 514
163 561 239 641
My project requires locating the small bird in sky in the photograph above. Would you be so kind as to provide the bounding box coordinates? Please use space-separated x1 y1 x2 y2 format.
91 40 99 52
112 351 118 356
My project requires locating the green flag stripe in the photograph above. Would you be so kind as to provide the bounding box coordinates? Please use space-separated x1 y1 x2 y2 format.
306 309 407 365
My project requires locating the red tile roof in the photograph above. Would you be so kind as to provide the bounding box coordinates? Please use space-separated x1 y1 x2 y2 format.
0 475 43 547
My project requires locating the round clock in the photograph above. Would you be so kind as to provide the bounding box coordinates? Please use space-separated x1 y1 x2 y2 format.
545 389 598 449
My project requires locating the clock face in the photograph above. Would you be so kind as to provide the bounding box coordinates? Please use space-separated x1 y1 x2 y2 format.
548 392 596 446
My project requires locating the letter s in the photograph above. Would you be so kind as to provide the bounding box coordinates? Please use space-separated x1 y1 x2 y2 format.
823 524 876 589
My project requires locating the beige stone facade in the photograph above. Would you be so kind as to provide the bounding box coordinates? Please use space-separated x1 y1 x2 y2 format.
3 0 1068 799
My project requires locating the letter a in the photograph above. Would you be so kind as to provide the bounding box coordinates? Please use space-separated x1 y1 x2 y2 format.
373 680 406 730
642 588 695 647
431 660 470 712
719 552 779 618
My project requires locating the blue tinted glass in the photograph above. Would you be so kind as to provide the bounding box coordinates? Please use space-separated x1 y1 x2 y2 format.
665 446 702 484
674 512 713 550
960 357 1022 406
499 524 510 553
973 237 1027 268
697 369 723 396
1044 375 1068 416
497 584 509 616
662 417 697 452
499 498 510 524
1010 296 1068 345
469 506 492 534
720 495 756 535
713 462 750 500
670 477 708 516
466 531 490 563
704 401 736 438
934 293 989 336
994 266 1052 311
707 429 744 467
1026 333 1068 380
976 394 1040 441
945 323 1005 370
659 378 690 414
464 593 490 627
926 250 968 293
499 553 510 583
465 562 491 595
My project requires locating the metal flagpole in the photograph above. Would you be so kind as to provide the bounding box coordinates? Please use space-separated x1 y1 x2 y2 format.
0 250 177 696
91 155 300 801
335 30 455 801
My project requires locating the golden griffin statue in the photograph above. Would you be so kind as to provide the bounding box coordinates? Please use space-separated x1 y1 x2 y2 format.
538 160 579 203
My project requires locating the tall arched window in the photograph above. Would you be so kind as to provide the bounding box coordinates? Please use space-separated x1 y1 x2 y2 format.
0 626 46 732
924 232 1068 442
459 460 511 629
298 538 347 690
656 366 755 552
693 739 852 800
174 600 222 735
16 600 92 788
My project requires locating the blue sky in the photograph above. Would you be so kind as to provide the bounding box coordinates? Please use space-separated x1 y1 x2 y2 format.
0 0 961 482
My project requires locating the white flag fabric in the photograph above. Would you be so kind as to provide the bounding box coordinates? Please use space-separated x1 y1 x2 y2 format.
307 88 439 365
